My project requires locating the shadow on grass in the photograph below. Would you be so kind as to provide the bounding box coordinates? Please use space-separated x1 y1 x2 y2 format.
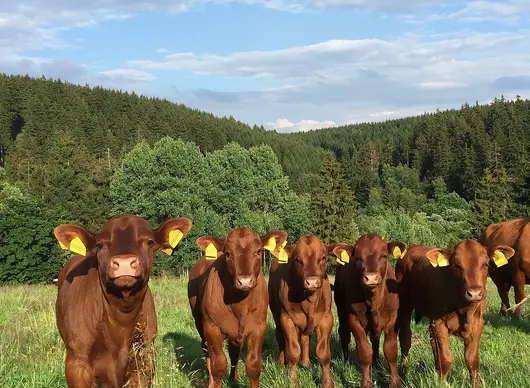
162 331 209 388
483 312 530 333
162 324 281 388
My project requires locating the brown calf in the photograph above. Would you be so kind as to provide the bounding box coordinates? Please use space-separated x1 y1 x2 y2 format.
268 235 334 388
329 235 406 388
396 241 514 387
54 215 192 388
478 218 530 318
188 228 288 388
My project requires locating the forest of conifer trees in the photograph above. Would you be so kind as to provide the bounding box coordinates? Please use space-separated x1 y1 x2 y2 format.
1 74 529 283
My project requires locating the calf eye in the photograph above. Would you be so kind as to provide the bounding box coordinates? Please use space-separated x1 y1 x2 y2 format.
95 243 106 252
146 240 155 249
380 255 387 261
482 264 488 271
257 249 263 255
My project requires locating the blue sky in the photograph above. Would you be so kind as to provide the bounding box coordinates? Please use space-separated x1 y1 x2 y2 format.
1 1 529 132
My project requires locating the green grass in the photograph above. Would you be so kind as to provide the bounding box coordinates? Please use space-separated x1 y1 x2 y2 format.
1 277 529 388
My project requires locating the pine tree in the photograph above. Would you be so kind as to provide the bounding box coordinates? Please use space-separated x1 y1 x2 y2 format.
311 154 359 244
473 167 515 233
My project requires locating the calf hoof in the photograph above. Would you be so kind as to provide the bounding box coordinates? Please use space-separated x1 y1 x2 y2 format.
389 376 401 388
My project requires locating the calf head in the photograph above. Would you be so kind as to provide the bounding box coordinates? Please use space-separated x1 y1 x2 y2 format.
330 235 407 289
426 240 515 303
54 215 192 291
197 228 288 292
276 236 329 292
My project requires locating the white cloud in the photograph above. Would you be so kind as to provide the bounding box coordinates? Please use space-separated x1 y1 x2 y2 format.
427 0 530 24
168 28 530 128
96 69 156 82
265 118 338 132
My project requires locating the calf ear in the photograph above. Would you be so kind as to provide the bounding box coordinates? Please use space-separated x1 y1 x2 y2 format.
196 236 225 261
328 243 354 266
387 241 408 259
488 245 515 268
261 231 289 263
425 248 452 267
155 218 193 256
54 225 96 257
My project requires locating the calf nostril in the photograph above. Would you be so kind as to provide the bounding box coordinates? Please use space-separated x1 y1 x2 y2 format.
130 258 139 268
111 260 120 269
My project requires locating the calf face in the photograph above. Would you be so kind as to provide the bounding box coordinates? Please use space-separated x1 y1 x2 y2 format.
332 235 406 289
283 236 328 291
197 228 288 291
54 215 192 291
426 240 515 302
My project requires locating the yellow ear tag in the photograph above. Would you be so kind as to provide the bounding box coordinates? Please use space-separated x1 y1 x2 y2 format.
393 246 402 259
162 248 173 256
59 241 68 250
336 257 345 265
437 254 449 267
492 250 508 267
205 243 218 261
264 237 276 252
340 250 350 263
168 229 184 248
69 237 87 256
278 248 288 264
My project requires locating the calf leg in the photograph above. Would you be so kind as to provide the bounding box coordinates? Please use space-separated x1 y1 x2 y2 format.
383 328 400 388
280 314 301 388
245 323 267 388
496 282 511 316
65 355 96 388
338 313 351 361
464 321 483 388
316 312 334 388
300 333 311 367
228 342 241 381
514 270 526 319
396 307 412 366
369 331 380 365
204 324 227 388
350 316 373 388
429 322 452 383
275 325 286 365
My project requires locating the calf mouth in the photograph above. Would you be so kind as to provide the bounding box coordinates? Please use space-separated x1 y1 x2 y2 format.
110 275 141 289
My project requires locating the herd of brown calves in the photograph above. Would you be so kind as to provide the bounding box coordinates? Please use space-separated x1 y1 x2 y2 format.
51 215 530 388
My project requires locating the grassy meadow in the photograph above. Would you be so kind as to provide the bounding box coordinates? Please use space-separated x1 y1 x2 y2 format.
1 277 529 388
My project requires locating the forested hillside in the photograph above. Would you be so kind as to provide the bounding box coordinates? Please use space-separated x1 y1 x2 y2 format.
1 74 529 283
